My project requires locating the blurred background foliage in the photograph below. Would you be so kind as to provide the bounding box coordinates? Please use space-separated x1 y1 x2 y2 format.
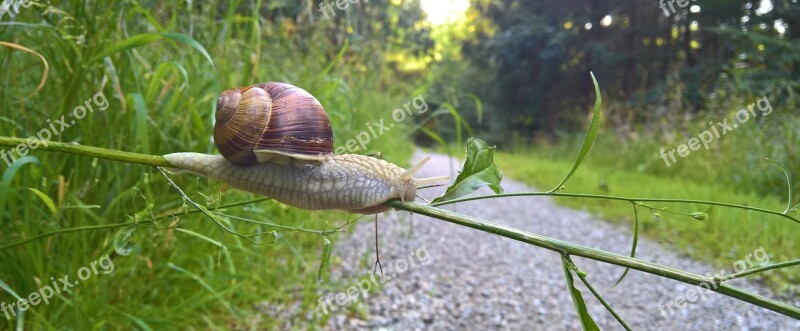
423 0 799 200
0 0 798 328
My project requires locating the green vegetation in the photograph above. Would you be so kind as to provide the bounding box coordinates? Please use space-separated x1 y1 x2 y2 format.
495 135 799 294
0 1 427 329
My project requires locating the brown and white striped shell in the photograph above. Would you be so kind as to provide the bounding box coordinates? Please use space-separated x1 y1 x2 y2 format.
213 82 334 165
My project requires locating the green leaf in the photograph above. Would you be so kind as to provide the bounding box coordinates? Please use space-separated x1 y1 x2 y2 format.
319 39 348 79
113 225 137 256
561 256 601 331
439 103 474 148
419 127 448 148
27 188 57 216
433 138 503 203
0 278 23 301
317 237 333 283
0 279 25 328
548 72 602 193
88 34 163 63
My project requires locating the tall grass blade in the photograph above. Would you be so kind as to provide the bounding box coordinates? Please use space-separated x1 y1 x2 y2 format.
0 279 25 327
319 39 349 79
118 312 154 331
27 188 57 216
128 93 151 154
168 263 236 315
466 94 483 124
0 41 49 99
0 156 39 217
88 33 216 71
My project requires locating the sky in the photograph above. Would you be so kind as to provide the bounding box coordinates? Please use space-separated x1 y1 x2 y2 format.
420 0 470 25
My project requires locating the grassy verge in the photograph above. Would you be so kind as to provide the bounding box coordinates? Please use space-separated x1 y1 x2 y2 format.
495 149 799 294
0 2 418 329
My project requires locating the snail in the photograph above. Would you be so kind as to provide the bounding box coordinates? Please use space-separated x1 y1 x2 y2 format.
163 82 448 214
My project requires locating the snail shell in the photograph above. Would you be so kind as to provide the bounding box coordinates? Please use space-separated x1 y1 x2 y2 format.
213 82 334 165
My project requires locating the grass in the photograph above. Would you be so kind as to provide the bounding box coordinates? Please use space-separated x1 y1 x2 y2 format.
0 2 420 329
494 141 800 295
490 90 799 295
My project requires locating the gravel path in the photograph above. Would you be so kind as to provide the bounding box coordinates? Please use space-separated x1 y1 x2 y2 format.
321 151 799 330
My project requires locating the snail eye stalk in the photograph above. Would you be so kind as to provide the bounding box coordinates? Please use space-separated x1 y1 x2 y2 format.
401 156 449 188
401 156 430 180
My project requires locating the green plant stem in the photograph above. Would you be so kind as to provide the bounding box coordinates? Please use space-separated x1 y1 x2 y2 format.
0 197 347 250
0 137 172 167
432 192 800 225
0 198 269 250
385 199 800 319
721 259 800 282
0 223 135 250
2 135 798 318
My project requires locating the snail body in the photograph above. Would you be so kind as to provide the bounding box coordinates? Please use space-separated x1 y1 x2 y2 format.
164 82 446 214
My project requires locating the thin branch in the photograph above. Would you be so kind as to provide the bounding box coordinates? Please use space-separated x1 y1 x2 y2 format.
0 223 134 250
0 198 274 250
2 136 793 225
719 259 800 282
431 192 800 225
157 167 257 244
0 137 172 167
217 213 348 235
385 199 800 319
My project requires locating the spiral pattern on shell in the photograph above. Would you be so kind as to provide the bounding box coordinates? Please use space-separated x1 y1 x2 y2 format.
213 82 334 165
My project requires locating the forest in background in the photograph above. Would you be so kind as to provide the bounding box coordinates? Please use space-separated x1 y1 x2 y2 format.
421 0 799 201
